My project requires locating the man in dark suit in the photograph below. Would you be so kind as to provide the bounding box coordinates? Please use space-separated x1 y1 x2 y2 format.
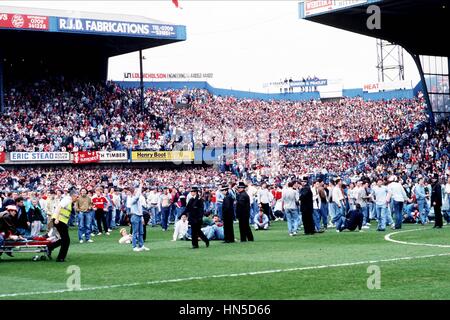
184 186 209 249
299 176 315 235
221 185 235 243
431 174 443 228
235 182 254 242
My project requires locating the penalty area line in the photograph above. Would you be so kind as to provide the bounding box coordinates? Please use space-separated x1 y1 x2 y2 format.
1 251 450 298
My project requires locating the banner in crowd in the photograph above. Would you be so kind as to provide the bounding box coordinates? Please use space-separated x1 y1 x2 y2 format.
9 152 70 162
57 17 178 38
0 13 49 30
0 152 5 164
73 151 100 164
264 79 328 89
122 72 214 80
131 151 194 162
99 151 128 162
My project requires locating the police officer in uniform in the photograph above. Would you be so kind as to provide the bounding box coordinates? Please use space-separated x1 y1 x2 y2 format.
185 186 209 249
221 185 235 243
48 189 78 262
236 182 254 242
431 174 443 228
299 176 315 235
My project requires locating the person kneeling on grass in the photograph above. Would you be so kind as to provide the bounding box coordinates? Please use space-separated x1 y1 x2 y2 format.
172 213 189 241
253 209 269 230
339 204 364 232
118 228 132 244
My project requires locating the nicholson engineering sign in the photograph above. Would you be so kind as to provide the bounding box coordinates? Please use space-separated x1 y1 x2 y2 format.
57 17 179 38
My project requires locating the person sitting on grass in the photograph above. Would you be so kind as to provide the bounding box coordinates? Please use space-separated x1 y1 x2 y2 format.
201 215 224 240
253 208 269 230
118 228 132 244
172 213 189 241
339 204 364 232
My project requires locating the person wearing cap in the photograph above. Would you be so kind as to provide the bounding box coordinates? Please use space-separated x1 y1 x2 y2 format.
221 185 235 243
184 186 209 249
430 174 443 228
235 181 254 242
387 175 409 230
47 189 79 262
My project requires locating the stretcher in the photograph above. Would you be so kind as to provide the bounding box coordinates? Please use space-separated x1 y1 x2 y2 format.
0 236 52 261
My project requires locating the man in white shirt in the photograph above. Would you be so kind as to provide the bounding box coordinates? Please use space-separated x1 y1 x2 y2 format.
372 177 390 231
331 178 346 232
258 182 274 221
172 213 189 241
311 180 321 232
247 181 259 224
387 175 409 230
147 187 161 226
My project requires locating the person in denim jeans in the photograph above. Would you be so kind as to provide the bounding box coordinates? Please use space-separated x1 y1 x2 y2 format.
75 188 93 243
146 187 161 226
372 178 389 231
282 181 299 236
331 178 346 232
159 187 171 231
414 178 429 225
387 175 409 230
129 182 149 252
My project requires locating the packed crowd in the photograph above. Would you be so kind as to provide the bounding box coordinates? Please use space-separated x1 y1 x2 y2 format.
173 95 427 146
1 80 428 152
0 80 192 152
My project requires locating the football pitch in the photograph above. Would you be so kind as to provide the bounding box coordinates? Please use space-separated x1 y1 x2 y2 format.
1 222 450 300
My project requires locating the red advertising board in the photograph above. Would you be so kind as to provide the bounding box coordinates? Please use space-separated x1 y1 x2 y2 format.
0 13 49 30
0 152 6 164
73 151 100 164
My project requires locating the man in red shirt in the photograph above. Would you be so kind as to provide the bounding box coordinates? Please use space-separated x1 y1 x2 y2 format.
92 188 110 236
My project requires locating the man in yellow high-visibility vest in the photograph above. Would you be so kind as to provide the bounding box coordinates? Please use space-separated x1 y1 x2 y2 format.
48 189 79 262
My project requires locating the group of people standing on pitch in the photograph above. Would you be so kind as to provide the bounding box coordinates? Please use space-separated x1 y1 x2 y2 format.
183 181 255 249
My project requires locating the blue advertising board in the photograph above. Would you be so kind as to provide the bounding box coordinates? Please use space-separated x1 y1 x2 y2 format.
56 17 180 38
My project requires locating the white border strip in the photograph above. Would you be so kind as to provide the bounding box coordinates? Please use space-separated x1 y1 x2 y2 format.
2 252 450 298
385 228 450 248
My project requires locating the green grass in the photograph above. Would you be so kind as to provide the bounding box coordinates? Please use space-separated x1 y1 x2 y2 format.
1 222 450 300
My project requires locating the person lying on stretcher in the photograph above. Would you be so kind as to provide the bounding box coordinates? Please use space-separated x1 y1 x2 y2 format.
0 205 25 257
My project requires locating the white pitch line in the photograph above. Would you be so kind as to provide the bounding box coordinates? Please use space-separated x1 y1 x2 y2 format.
385 228 450 248
2 252 450 298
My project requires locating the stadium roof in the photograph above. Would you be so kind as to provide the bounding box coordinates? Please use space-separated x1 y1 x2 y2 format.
299 0 449 56
0 5 187 57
